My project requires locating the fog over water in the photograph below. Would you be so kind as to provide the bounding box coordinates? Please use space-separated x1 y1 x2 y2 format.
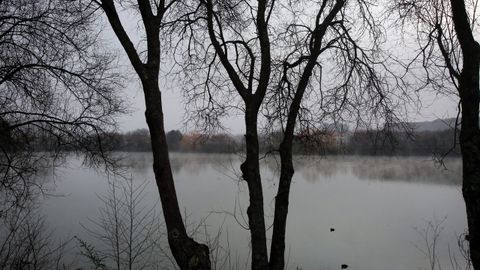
42 154 466 270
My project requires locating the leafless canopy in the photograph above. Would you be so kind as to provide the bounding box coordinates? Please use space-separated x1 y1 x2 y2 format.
391 0 480 94
390 0 480 268
172 0 407 134
0 0 124 213
170 0 408 269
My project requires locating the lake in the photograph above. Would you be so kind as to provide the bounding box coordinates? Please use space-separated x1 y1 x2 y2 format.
41 153 467 270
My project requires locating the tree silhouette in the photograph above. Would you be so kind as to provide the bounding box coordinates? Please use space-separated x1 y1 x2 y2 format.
175 0 399 268
391 0 480 267
95 0 211 268
0 0 123 215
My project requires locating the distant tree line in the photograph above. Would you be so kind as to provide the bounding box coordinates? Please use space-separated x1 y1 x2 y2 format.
30 127 458 156
264 128 460 156
346 129 459 156
81 129 242 153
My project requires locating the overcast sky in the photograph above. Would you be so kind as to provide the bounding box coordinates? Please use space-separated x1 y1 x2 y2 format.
101 6 460 135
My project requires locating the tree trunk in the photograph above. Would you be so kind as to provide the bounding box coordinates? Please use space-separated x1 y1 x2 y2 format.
269 47 321 270
461 108 480 270
240 106 269 270
100 1 211 268
459 62 480 270
450 1 480 268
269 141 294 270
143 80 211 270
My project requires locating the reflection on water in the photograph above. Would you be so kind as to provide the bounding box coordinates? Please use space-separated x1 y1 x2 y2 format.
120 153 462 185
119 152 238 175
351 157 461 185
41 153 465 270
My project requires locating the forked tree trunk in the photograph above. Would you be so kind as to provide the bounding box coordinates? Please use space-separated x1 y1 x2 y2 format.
100 1 211 268
202 0 271 267
269 3 344 269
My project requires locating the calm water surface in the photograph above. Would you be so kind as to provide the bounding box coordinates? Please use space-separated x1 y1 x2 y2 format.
42 153 466 270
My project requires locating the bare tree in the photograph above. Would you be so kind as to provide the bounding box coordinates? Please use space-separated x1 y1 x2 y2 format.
0 206 72 270
94 1 211 268
175 0 399 269
79 177 174 270
413 217 472 270
0 0 124 214
391 0 480 267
